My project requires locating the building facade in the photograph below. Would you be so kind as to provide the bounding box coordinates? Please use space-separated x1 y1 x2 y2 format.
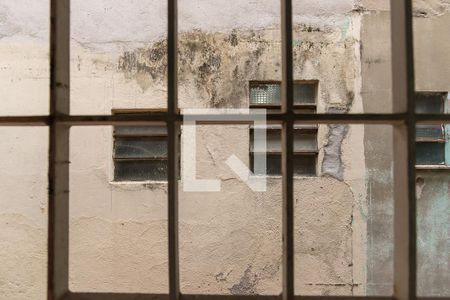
0 0 449 298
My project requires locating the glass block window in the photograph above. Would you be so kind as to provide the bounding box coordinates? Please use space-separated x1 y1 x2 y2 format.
113 121 168 181
416 143 445 165
416 125 444 141
250 83 281 105
415 93 446 114
250 125 318 176
415 92 448 166
294 83 316 104
249 81 318 176
250 81 317 106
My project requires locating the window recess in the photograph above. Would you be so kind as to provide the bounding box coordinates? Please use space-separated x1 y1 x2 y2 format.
249 81 318 113
249 81 319 176
250 125 318 176
415 92 449 166
113 119 168 181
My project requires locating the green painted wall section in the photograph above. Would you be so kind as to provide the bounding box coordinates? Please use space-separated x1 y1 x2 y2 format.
416 171 450 296
445 93 450 164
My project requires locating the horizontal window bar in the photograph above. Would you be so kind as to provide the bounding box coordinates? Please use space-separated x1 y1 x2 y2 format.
67 293 450 300
3 114 450 126
66 293 399 300
0 116 50 126
415 139 445 143
114 134 168 138
416 165 450 170
113 157 168 161
251 151 318 155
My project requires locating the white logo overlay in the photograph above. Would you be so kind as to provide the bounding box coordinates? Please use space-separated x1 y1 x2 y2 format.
182 109 267 192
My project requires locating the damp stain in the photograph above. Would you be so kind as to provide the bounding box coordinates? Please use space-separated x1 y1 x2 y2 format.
117 25 357 110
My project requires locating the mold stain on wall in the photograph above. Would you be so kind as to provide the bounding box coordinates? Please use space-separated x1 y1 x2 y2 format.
116 24 358 110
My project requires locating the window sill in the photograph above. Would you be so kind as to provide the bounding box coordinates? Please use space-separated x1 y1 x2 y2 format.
415 165 450 170
261 175 317 179
109 180 168 190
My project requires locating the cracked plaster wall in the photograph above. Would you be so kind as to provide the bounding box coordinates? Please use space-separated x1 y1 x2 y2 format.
0 0 448 298
360 0 450 296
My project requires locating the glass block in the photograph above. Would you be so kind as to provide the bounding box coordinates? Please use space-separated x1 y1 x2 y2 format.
294 133 318 152
251 129 318 153
265 153 282 176
416 125 444 141
294 155 317 176
114 138 167 158
114 126 167 137
415 93 445 114
250 83 281 105
114 160 167 181
250 83 318 106
294 83 316 105
416 143 445 165
265 130 282 152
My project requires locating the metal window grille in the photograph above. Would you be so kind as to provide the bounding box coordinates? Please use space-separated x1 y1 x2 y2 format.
0 0 449 299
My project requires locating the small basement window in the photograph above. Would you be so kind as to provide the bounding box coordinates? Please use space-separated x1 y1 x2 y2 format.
249 81 318 176
250 125 318 176
415 92 448 166
113 114 168 181
250 81 317 113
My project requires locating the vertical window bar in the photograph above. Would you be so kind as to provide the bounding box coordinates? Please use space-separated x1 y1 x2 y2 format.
391 0 416 299
281 0 295 299
48 0 71 299
167 0 180 299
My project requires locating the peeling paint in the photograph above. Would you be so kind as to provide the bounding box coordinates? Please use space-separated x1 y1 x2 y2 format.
412 0 450 17
321 109 349 181
228 266 259 295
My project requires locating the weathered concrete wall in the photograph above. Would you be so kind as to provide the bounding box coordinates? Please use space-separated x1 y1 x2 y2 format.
360 7 395 295
0 128 48 300
0 0 448 298
416 171 450 296
1 0 366 297
66 0 368 295
360 0 450 296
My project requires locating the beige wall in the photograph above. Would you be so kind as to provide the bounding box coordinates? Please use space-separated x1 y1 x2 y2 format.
360 0 450 295
0 0 448 298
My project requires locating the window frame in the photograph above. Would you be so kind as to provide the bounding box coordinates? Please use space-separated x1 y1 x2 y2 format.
248 80 318 111
0 0 444 299
249 81 319 177
249 124 318 177
112 110 169 182
415 92 450 168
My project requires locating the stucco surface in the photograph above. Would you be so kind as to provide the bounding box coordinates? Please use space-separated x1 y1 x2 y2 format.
416 171 450 296
0 128 48 300
1 0 449 298
360 5 450 296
